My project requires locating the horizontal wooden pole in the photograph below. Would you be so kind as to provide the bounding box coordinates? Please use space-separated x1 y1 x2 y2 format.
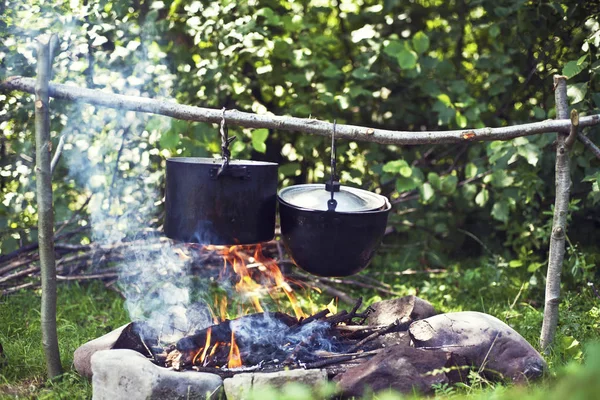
2 75 600 145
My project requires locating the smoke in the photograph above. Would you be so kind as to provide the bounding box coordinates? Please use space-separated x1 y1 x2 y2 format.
3 3 327 348
58 69 217 342
0 8 220 340
230 314 340 365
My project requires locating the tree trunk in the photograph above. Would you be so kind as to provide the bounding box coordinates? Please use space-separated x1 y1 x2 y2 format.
540 75 571 353
35 35 62 378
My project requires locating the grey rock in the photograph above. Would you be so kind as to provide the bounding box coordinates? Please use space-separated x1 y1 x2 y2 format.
363 331 411 351
409 311 546 382
367 295 436 328
91 349 223 400
224 369 327 400
74 323 130 378
335 344 449 397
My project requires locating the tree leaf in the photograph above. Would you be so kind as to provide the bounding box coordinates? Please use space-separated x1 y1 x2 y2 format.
383 40 403 58
251 129 269 153
527 262 544 272
490 170 514 188
517 143 540 166
465 163 478 179
475 188 489 206
509 260 523 268
567 83 588 104
491 200 510 222
383 159 409 174
562 60 588 79
441 175 458 194
351 67 376 80
400 165 412 178
412 31 430 54
489 25 501 38
395 176 418 192
396 48 418 70
420 182 435 203
159 129 180 149
427 172 442 190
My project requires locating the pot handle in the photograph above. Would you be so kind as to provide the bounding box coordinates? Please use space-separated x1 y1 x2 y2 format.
326 120 339 212
217 107 237 178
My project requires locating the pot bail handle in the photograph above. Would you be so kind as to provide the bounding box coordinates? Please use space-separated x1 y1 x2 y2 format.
217 107 237 177
326 120 339 212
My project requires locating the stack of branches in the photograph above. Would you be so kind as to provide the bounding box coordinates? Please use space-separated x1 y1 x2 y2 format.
0 222 407 303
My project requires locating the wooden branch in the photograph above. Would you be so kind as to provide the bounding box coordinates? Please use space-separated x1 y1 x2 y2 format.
54 195 91 236
34 34 62 378
4 76 600 145
1 282 36 296
303 349 381 369
50 134 66 174
312 275 402 298
307 280 357 305
577 132 600 160
540 75 572 354
346 319 407 353
0 266 39 284
0 243 40 266
565 109 578 149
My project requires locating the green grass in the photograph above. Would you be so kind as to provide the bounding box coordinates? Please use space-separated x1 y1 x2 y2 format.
0 282 128 398
0 263 598 399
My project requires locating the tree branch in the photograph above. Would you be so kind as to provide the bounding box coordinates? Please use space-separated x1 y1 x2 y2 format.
50 134 66 174
35 34 62 378
577 132 600 160
565 109 578 149
3 76 600 145
540 75 572 354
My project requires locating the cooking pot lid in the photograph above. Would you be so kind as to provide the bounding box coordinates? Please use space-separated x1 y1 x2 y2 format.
278 184 386 212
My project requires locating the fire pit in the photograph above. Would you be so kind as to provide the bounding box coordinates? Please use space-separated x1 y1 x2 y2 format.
74 244 546 399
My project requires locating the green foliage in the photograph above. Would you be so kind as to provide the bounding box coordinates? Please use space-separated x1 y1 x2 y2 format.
1 0 599 396
1 0 599 276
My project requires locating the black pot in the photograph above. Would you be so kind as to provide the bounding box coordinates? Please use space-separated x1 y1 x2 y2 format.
164 157 278 245
278 187 391 277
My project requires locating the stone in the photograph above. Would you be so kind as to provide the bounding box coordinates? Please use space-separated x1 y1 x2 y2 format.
363 331 411 351
74 323 131 378
91 349 223 400
409 311 546 382
223 368 327 400
335 344 449 397
367 295 436 328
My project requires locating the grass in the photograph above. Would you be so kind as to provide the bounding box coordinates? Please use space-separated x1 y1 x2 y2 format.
0 282 128 398
0 260 598 399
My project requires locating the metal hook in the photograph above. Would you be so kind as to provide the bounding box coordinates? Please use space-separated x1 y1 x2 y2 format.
331 120 337 176
218 107 236 177
326 120 340 211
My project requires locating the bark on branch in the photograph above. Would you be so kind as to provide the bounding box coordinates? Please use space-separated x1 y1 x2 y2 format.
3 76 600 145
577 132 600 160
540 75 572 354
35 35 62 379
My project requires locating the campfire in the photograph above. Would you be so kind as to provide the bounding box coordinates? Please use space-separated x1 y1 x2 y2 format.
86 243 546 399
115 244 384 376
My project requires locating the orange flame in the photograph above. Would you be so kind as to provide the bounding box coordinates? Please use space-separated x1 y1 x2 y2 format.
252 246 307 319
192 327 212 366
207 244 306 319
228 330 242 368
